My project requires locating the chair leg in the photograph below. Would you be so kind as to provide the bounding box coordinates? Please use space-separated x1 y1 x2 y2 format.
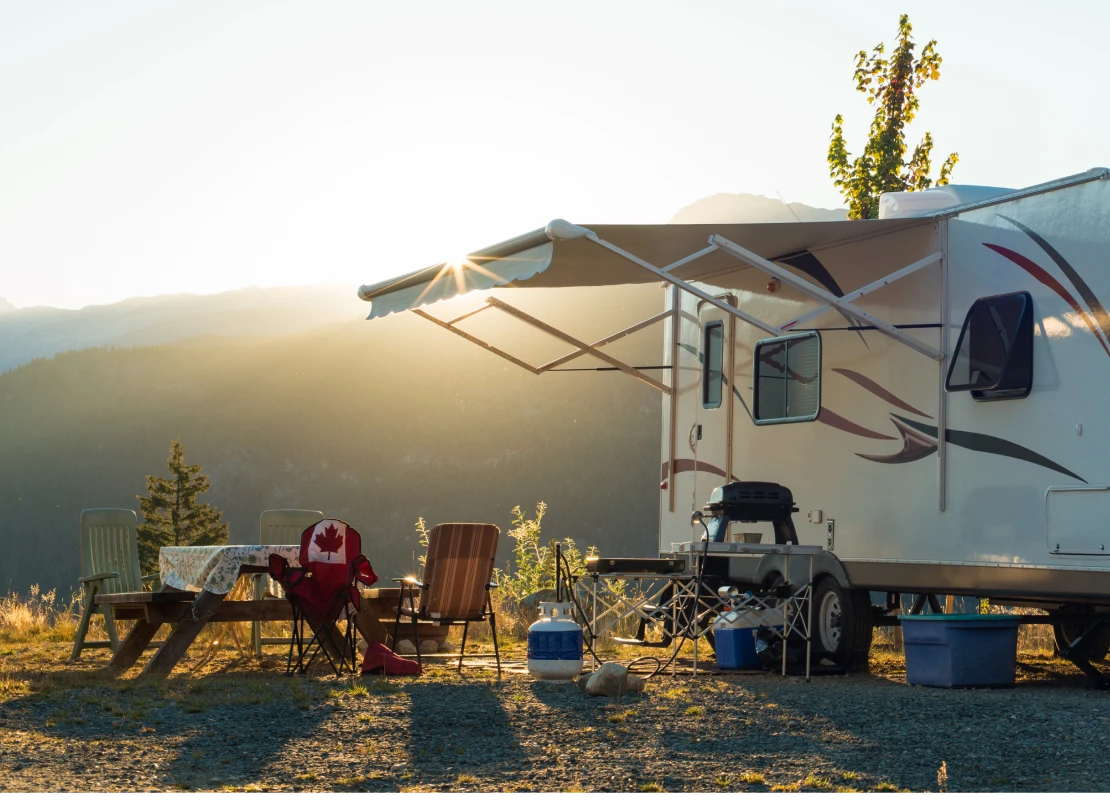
103 603 119 653
412 600 423 672
392 591 404 653
252 575 264 658
489 611 502 679
458 621 469 673
69 585 97 663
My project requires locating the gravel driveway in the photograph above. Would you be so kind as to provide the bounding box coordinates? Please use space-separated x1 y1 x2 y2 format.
1 641 1106 792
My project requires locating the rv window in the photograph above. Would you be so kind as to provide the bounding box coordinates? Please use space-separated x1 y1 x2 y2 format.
946 292 1033 401
753 332 821 424
702 322 724 408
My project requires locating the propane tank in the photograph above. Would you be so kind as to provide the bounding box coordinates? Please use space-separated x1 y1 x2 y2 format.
527 601 584 681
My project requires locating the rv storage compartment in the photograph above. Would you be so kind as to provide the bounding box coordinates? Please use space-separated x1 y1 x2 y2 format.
900 614 1020 688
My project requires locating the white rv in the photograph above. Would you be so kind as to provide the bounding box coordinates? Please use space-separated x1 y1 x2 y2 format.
360 168 1110 669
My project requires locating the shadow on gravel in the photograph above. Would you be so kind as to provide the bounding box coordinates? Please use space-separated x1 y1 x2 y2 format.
404 681 529 786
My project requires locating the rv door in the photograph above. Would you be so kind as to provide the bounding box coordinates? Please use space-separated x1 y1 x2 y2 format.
695 298 735 519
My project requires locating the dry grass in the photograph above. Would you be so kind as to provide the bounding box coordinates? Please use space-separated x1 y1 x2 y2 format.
0 585 94 644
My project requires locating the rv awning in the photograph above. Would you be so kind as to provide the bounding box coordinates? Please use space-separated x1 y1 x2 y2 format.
358 218 929 319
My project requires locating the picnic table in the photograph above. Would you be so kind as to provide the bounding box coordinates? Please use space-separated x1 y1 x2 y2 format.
100 546 438 676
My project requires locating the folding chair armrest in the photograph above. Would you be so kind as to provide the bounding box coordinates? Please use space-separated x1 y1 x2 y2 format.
393 576 426 589
79 572 119 585
487 581 499 589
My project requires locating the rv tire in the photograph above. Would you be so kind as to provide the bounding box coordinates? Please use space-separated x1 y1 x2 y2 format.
1053 620 1110 661
813 576 872 672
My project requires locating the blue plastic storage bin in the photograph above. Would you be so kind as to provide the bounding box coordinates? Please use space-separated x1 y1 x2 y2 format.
900 614 1020 688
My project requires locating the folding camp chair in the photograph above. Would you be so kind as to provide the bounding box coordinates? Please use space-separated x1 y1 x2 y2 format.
392 522 501 677
70 509 160 663
267 519 378 675
252 509 325 656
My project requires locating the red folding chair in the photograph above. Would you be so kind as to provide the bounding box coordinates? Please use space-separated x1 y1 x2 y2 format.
268 518 377 675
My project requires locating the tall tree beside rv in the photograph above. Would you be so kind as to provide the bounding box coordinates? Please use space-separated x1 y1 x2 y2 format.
827 14 959 219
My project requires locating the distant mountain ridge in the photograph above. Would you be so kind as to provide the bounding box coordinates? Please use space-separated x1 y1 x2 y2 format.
0 284 367 373
669 193 846 224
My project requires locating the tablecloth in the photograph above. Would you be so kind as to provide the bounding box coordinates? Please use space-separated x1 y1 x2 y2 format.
159 544 302 595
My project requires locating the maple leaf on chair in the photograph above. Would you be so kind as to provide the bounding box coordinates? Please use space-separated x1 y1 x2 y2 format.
313 524 344 560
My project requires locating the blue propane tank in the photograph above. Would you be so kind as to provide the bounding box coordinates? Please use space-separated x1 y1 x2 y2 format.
527 602 583 681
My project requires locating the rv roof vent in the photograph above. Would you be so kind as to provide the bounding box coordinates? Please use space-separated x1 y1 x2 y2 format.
878 185 1014 219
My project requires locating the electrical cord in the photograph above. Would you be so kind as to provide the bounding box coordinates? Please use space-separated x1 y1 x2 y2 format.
555 524 713 679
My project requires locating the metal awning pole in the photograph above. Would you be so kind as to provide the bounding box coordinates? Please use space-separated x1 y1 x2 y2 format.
582 234 779 335
709 234 943 360
777 251 944 333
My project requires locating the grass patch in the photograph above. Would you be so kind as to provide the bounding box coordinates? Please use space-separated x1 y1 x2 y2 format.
803 774 832 790
714 775 732 788
638 781 663 792
684 705 704 717
842 771 862 780
293 772 320 782
874 781 903 792
456 774 480 786
739 772 766 785
333 775 367 787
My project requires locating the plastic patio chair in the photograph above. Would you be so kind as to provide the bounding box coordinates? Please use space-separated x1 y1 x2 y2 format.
267 518 378 675
69 509 159 662
252 509 324 656
392 522 502 677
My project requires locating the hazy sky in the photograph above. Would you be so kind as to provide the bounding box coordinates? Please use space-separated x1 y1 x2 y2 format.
3 0 1108 310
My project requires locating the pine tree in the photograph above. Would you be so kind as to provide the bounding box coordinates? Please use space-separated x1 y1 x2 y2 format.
137 438 230 574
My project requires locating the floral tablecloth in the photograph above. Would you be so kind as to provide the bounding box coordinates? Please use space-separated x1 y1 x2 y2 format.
160 545 302 595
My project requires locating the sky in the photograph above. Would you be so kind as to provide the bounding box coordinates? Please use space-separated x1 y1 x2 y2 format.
2 0 1108 310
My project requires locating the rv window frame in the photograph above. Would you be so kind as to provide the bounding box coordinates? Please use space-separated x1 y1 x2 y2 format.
945 291 1034 401
702 321 725 409
752 331 822 425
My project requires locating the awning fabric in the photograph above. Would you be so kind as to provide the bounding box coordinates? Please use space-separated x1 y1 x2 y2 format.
358 218 928 319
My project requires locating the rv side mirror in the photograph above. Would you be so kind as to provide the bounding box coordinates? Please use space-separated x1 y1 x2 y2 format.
945 291 1033 401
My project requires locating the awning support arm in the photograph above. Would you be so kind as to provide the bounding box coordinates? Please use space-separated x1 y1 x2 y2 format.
486 298 670 393
412 308 541 375
709 234 943 360
581 233 779 335
411 300 672 394
776 251 943 334
537 310 672 371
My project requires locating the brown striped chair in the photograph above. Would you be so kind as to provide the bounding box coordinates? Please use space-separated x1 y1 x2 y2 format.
392 522 501 676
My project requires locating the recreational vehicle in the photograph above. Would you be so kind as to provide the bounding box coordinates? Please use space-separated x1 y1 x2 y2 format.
359 168 1110 671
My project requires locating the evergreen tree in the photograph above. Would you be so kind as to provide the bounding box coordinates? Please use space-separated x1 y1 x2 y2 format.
137 438 230 574
827 14 959 219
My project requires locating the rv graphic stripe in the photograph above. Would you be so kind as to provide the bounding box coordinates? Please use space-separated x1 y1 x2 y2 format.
1000 215 1110 350
856 417 937 463
831 368 932 418
983 243 1110 359
817 408 897 441
891 415 1087 483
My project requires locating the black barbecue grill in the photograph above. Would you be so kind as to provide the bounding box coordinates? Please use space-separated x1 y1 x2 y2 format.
702 481 799 545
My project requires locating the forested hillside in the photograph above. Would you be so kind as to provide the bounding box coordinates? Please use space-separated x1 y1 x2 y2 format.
0 285 665 594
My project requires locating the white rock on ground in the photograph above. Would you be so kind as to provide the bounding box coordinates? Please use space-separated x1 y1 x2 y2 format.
395 639 417 655
418 640 438 654
585 662 645 697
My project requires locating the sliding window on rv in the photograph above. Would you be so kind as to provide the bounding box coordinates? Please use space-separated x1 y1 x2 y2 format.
702 321 724 408
945 291 1033 401
753 332 821 424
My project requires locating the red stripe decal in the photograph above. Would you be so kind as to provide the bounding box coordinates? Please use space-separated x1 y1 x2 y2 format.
984 243 1110 358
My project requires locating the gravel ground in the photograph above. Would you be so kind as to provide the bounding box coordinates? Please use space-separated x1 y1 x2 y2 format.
1 639 1108 792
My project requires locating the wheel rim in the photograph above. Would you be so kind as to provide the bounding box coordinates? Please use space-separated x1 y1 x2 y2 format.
819 591 843 652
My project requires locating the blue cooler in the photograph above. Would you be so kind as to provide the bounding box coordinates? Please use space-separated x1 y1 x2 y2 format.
713 609 785 670
900 614 1020 688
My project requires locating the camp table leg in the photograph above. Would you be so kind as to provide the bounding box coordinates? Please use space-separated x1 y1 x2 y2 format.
782 552 790 678
141 589 227 676
110 620 163 671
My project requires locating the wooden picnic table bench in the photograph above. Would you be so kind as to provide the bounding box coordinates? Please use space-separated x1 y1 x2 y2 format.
99 579 443 676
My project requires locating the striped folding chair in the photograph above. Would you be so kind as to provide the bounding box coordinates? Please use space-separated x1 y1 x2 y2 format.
392 523 501 677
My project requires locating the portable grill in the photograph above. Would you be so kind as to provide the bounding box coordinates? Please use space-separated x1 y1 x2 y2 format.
701 481 799 545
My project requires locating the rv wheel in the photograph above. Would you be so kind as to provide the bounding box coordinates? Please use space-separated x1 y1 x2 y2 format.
1053 620 1110 660
813 576 873 672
